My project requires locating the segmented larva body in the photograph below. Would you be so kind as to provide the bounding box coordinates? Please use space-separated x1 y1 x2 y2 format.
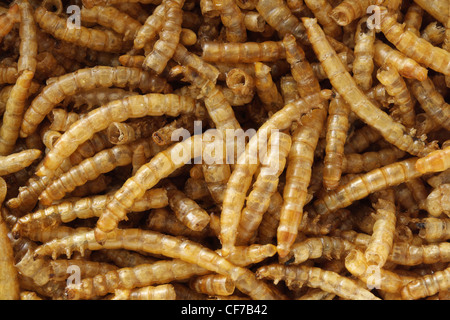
0 66 18 85
256 264 380 300
36 94 199 179
220 90 331 256
0 149 41 176
373 40 428 82
379 7 450 77
237 132 291 245
152 114 195 146
403 3 424 36
64 88 140 111
38 138 163 206
80 5 142 42
344 249 416 294
408 78 450 131
425 184 450 218
143 0 184 74
401 266 450 300
415 145 450 174
34 6 126 54
213 0 246 42
364 189 396 267
304 0 341 39
20 66 169 138
329 0 381 27
107 119 160 145
352 17 375 91
17 0 37 74
277 108 327 258
421 22 446 46
389 242 450 266
323 94 351 190
202 163 231 204
416 218 450 242
190 274 235 296
226 68 254 98
313 158 423 216
133 1 166 49
82 0 163 9
342 148 407 174
254 62 284 113
49 259 118 282
302 17 434 157
0 71 35 155
411 0 448 26
111 284 177 300
0 4 20 43
255 0 308 45
201 41 286 64
344 126 381 154
35 228 279 300
70 174 111 198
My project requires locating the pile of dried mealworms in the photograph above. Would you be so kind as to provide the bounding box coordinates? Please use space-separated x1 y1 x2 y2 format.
0 0 449 300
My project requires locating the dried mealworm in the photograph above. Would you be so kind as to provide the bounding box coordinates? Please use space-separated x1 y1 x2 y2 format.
329 0 381 27
303 0 342 39
411 0 448 26
424 184 450 218
389 241 450 266
213 0 246 42
0 149 41 176
0 4 20 43
254 62 284 113
342 147 407 174
111 284 177 300
401 266 450 300
352 17 375 91
416 217 450 242
421 22 446 46
17 0 37 74
403 3 424 36
190 274 235 296
415 145 450 174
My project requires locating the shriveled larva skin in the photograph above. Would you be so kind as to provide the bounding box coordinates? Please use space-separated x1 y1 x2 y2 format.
408 78 450 131
202 163 231 204
111 284 176 300
226 68 254 98
80 5 142 42
352 17 375 91
304 0 341 39
255 0 308 45
277 108 327 257
243 11 266 33
143 0 184 74
38 138 163 206
345 249 416 294
237 132 291 245
364 189 396 267
329 0 381 27
34 7 126 54
0 4 20 43
373 40 428 82
166 186 210 231
411 0 448 26
190 274 235 296
213 0 246 42
421 22 446 46
323 95 351 190
20 66 169 138
107 117 162 146
17 0 37 74
256 264 380 300
389 242 450 266
254 62 284 113
425 184 450 218
376 66 416 128
0 71 35 155
0 149 41 176
401 266 450 300
416 218 450 242
404 4 424 36
342 147 407 174
313 158 423 217
36 94 198 179
415 146 450 174
201 41 286 64
220 90 330 257
379 7 450 77
35 228 279 300
152 114 196 146
184 177 211 200
302 17 434 158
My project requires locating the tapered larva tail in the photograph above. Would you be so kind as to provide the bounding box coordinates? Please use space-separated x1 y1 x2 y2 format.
415 146 450 174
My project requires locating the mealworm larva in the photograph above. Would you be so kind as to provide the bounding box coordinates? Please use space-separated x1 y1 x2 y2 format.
279 75 300 105
0 71 35 155
111 284 176 300
304 0 341 39
49 259 118 282
107 117 161 146
254 62 284 113
166 184 211 231
376 66 416 128
201 41 286 64
329 0 381 27
243 11 265 33
0 65 18 85
190 274 235 296
0 149 41 176
401 266 450 300
277 108 327 258
415 145 450 174
202 163 230 204
389 241 450 266
35 52 66 81
313 158 423 217
424 184 450 218
80 5 142 42
256 263 380 300
35 93 199 180
237 131 291 245
35 228 279 300
412 0 448 26
421 22 446 46
364 189 396 267
64 88 140 111
81 0 162 9
344 249 415 294
38 138 163 205
226 68 254 98
323 94 351 190
342 148 407 174
408 78 450 131
403 3 424 36
34 6 126 54
69 174 111 198
373 40 428 82
213 0 246 42
379 7 450 77
17 0 37 74
152 114 195 146
255 0 308 45
143 0 184 74
20 66 169 138
416 217 450 242
352 17 375 91
0 4 19 44
302 17 434 157
47 109 81 132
